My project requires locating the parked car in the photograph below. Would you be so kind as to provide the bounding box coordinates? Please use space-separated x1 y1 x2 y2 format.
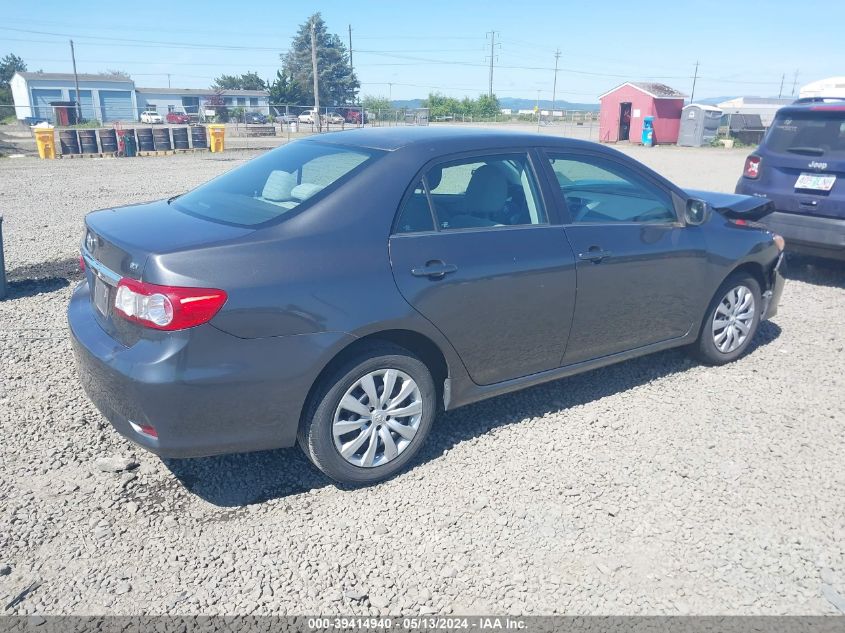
298 109 317 124
165 112 190 124
139 111 163 124
736 100 845 260
325 112 345 124
337 108 366 124
245 112 268 124
276 113 298 124
70 128 784 485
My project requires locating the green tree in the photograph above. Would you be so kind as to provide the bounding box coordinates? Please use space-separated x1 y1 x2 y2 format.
361 95 391 112
211 72 267 91
269 69 303 105
282 13 358 105
0 53 27 106
422 92 462 119
473 94 500 119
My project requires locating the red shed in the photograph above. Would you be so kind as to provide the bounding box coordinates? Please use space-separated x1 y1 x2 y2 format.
598 82 686 144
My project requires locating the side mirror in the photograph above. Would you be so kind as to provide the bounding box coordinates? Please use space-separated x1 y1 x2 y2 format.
685 198 711 226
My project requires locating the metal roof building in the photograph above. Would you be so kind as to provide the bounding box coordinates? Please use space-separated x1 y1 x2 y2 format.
9 72 270 123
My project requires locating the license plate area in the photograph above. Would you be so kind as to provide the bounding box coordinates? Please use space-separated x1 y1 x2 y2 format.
795 172 836 191
93 276 112 316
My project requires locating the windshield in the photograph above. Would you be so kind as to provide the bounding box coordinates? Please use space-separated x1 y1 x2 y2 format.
171 141 379 227
765 110 845 157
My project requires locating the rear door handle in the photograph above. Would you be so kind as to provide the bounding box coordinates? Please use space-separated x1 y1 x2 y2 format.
578 249 612 263
411 261 458 279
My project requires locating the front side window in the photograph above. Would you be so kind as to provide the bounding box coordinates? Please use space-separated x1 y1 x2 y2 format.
548 155 676 224
172 142 380 227
424 153 546 230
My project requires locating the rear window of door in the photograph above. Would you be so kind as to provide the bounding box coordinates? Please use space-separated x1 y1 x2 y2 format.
409 153 547 231
547 154 677 224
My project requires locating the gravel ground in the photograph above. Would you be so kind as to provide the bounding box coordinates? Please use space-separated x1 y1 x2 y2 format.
1 142 844 616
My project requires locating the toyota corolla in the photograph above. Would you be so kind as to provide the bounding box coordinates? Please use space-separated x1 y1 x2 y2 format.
69 128 785 485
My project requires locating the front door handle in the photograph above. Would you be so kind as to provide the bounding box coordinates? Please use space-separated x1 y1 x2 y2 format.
578 248 612 263
411 261 458 279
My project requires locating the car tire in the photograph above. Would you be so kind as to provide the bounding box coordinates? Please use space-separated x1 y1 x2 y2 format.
298 343 437 486
692 272 762 365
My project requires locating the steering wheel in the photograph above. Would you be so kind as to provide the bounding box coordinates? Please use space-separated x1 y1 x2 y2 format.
567 196 592 222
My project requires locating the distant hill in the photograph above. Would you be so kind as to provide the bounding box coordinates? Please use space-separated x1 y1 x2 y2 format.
499 97 599 111
388 97 599 111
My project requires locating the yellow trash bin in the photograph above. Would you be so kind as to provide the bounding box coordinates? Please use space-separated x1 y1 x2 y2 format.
208 124 225 153
32 126 57 159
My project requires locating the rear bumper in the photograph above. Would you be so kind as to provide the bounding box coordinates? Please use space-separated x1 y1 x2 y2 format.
759 212 845 261
68 280 353 458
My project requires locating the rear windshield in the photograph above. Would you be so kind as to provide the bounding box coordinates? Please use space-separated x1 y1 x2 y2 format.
765 110 845 157
171 141 379 227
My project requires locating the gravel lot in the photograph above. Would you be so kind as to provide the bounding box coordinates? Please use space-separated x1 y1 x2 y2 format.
1 141 844 616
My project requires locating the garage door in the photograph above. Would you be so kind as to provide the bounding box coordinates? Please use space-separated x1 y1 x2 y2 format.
99 90 133 122
69 90 95 121
31 89 62 121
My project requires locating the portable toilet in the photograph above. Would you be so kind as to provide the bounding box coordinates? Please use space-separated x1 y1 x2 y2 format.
678 104 723 147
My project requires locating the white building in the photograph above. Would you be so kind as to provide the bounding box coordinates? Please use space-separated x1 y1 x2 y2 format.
10 72 138 122
135 87 270 118
799 76 845 100
10 71 270 123
716 96 793 127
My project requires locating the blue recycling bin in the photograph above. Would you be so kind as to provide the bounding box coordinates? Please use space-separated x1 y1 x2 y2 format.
642 116 654 147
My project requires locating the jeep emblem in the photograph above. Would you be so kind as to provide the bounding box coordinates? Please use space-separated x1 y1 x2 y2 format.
808 161 828 170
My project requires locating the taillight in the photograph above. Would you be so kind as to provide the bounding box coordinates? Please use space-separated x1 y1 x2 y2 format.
79 255 86 272
744 155 761 179
114 278 227 331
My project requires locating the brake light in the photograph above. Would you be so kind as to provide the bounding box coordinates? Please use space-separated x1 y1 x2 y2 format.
114 278 227 330
744 155 761 179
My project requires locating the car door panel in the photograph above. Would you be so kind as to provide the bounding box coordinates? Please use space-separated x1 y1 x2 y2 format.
390 226 576 385
540 151 709 366
562 223 707 364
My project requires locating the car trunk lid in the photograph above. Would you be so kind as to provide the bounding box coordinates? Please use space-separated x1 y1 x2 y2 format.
82 198 254 345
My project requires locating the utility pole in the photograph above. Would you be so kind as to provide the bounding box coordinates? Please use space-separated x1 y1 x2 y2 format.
348 24 355 104
310 17 321 132
388 82 393 102
551 49 560 120
69 39 82 121
778 72 785 98
791 69 799 96
690 60 699 104
167 73 171 89
486 30 496 98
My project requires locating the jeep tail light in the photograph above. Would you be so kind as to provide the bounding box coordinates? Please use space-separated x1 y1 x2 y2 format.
744 155 761 179
114 278 227 330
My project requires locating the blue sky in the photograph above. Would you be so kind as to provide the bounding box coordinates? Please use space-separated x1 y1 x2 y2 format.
2 0 843 103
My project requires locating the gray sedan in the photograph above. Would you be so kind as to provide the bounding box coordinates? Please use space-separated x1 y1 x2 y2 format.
69 128 785 485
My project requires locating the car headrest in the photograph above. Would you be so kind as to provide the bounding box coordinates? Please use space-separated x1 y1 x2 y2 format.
464 164 507 214
426 166 443 190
